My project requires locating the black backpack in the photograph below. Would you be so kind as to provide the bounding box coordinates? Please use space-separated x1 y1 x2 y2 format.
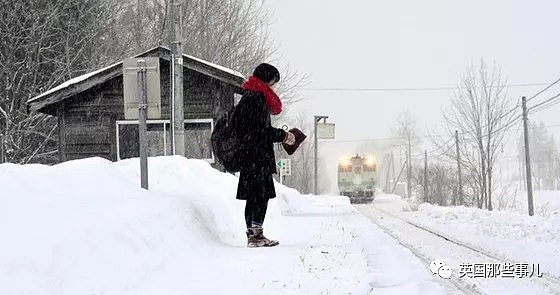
211 107 241 172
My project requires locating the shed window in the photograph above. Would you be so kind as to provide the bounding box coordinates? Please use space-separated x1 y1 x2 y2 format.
353 166 362 174
182 119 213 161
117 121 171 160
116 119 214 162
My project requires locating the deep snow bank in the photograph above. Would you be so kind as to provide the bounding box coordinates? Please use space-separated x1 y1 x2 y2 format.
0 157 445 294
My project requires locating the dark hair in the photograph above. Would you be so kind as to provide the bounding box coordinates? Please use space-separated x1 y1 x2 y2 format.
253 63 280 84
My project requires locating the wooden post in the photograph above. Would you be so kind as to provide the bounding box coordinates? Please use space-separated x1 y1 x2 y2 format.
522 96 534 216
314 116 318 195
384 154 390 192
424 150 428 203
392 161 407 194
407 137 412 199
391 151 395 182
168 0 185 156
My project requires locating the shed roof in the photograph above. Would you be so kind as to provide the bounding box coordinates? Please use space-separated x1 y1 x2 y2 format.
27 46 245 115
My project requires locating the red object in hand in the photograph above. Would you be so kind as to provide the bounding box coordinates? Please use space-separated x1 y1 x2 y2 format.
282 128 307 155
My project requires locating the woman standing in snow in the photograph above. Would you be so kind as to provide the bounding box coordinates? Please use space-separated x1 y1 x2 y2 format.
233 63 296 247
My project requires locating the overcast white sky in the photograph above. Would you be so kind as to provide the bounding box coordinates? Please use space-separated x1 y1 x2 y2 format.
263 0 560 192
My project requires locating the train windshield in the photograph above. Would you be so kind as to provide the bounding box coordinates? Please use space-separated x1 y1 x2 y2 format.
339 165 352 172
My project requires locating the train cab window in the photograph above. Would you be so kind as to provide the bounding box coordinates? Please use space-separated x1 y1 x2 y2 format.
339 165 352 172
364 164 376 172
353 166 362 174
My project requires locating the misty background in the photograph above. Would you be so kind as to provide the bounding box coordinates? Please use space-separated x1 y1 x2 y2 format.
1 0 559 207
264 0 560 194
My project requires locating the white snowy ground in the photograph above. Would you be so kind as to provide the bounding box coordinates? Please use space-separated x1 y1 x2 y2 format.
371 194 560 283
0 157 445 295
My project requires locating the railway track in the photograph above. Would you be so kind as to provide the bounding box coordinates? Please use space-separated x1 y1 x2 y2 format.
360 205 560 295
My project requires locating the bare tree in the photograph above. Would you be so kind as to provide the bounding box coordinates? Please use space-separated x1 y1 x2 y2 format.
1 0 306 164
440 60 516 210
413 163 456 206
0 0 118 164
273 112 314 193
391 111 421 198
517 121 560 190
177 0 308 108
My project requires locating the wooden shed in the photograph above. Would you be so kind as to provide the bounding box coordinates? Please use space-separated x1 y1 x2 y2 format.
27 46 244 164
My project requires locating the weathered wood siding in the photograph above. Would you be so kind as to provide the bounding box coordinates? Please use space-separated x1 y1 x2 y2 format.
61 78 122 161
59 58 238 162
159 59 234 120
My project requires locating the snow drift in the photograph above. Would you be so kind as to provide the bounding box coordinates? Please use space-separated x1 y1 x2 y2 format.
0 156 445 294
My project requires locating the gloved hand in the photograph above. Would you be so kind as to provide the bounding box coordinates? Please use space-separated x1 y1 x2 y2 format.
283 131 296 145
282 128 307 155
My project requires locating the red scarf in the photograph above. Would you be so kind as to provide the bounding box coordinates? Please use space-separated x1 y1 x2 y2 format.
242 76 282 115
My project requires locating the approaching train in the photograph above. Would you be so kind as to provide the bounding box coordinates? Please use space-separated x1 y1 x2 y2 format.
338 154 377 203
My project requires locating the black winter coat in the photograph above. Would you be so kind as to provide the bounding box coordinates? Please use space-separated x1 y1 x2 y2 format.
233 90 286 174
233 90 286 201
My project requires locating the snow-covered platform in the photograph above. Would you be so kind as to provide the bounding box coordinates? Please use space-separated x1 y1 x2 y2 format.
0 157 445 294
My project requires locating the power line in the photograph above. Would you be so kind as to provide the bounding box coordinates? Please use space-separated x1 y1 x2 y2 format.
298 82 551 93
536 98 560 113
320 134 453 144
317 122 560 147
526 77 560 102
460 114 523 143
490 102 521 127
469 86 560 140
528 92 560 114
426 136 455 157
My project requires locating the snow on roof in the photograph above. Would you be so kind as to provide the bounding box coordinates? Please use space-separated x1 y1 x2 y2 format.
27 61 122 104
184 53 244 79
27 47 245 105
147 45 244 79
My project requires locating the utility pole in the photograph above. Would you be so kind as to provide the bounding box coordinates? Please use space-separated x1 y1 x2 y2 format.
384 154 390 192
455 130 463 206
522 96 535 216
137 59 149 190
168 0 185 156
406 136 412 199
314 115 329 195
424 150 428 203
391 151 395 182
392 161 407 194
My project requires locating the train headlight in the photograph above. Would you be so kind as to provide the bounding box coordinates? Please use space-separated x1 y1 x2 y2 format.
364 155 377 171
339 156 351 166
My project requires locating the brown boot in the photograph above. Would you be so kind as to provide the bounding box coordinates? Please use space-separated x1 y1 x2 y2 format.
246 227 279 247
